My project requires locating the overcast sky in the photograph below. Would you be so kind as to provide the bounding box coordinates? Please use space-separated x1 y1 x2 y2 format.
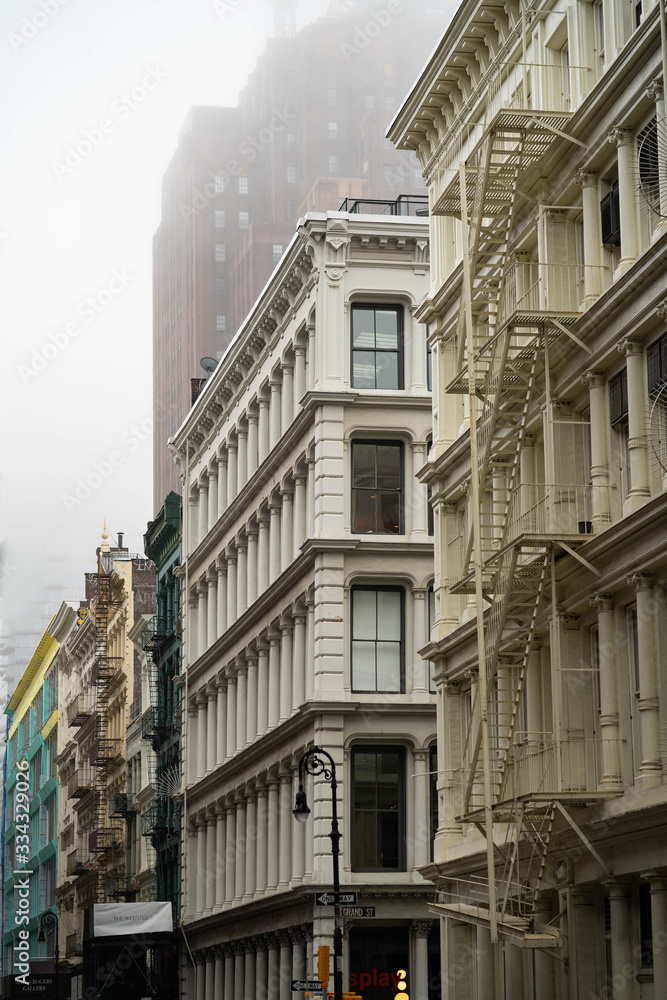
0 0 337 620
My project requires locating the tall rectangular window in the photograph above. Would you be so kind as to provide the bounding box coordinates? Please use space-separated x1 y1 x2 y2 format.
215 277 225 296
351 587 403 692
286 166 296 184
609 369 628 425
351 305 402 389
272 244 284 264
351 747 405 871
238 176 248 194
328 121 338 141
239 211 249 229
351 441 402 534
328 155 339 174
215 243 225 262
215 209 225 228
214 174 225 193
216 314 226 332
647 332 667 394
327 87 337 107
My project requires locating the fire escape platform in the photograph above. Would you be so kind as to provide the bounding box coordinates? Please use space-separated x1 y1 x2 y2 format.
429 901 561 948
450 533 591 595
457 790 620 826
432 109 573 217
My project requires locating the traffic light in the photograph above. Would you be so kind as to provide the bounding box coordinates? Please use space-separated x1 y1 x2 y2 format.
318 945 330 988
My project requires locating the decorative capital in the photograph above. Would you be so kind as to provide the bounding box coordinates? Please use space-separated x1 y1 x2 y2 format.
617 337 642 357
581 370 606 389
608 126 634 147
656 297 667 320
628 571 654 591
411 918 434 938
560 613 580 630
590 593 615 612
576 168 598 188
646 80 664 103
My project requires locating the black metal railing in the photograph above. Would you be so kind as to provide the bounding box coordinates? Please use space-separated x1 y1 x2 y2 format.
338 194 429 216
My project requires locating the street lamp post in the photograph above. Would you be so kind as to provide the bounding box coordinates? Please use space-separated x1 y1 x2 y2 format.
37 909 59 999
293 746 343 1000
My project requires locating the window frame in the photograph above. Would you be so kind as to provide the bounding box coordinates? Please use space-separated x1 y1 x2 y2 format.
351 439 404 535
350 585 405 694
350 304 404 391
350 745 406 872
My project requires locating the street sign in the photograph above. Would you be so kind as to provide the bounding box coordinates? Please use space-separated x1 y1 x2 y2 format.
291 980 323 991
315 891 357 906
341 906 376 918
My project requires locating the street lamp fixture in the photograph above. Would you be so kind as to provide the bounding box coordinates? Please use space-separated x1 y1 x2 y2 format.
38 910 60 999
293 746 343 1000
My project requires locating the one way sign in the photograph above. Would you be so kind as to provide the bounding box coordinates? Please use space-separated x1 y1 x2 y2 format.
291 981 322 992
315 891 357 906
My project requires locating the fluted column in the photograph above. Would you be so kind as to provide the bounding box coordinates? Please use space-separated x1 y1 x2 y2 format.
227 551 238 624
609 128 638 271
629 572 661 786
217 453 228 519
215 804 226 910
280 488 294 573
278 930 292 1000
206 682 217 773
195 957 205 1000
196 816 206 917
268 634 281 729
248 412 259 478
213 948 224 1000
245 792 257 901
412 921 433 1000
619 338 650 505
247 524 258 606
236 663 247 751
607 882 633 1000
293 474 307 557
281 362 294 434
255 785 268 897
244 945 256 1000
216 559 228 637
258 513 270 593
246 651 258 744
207 569 217 646
216 676 227 766
256 944 268 1000
223 946 234 999
294 346 306 413
226 670 237 760
207 468 219 532
577 170 603 304
258 398 270 462
267 936 280 1000
237 427 248 490
269 500 282 584
279 622 293 721
582 371 611 526
278 772 292 889
197 581 208 657
196 692 207 780
292 609 306 710
266 780 280 890
590 595 622 788
205 812 216 915
198 479 209 545
224 804 236 909
256 640 270 736
269 379 282 449
291 932 305 986
237 538 248 615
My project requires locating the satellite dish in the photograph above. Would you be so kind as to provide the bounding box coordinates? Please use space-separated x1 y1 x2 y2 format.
200 357 217 374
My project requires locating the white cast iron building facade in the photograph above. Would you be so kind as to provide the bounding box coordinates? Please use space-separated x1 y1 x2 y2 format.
390 0 667 998
170 208 440 999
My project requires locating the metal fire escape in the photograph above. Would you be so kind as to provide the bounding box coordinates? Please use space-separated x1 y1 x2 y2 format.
431 94 617 945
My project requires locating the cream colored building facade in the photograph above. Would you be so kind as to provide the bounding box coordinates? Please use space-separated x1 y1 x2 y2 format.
390 1 667 998
170 208 440 1000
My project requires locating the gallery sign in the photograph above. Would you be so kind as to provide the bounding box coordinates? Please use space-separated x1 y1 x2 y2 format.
93 902 173 937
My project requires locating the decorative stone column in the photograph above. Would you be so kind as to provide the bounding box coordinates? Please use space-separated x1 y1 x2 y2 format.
213 946 224 1000
305 594 315 701
247 523 258 606
196 815 206 917
206 681 217 773
277 930 292 1000
226 550 238 624
236 536 248 616
255 784 268 897
216 558 227 637
306 458 315 538
245 942 257 1000
279 621 294 721
195 954 205 1000
293 473 307 557
207 466 219 533
245 790 257 901
291 608 307 710
576 170 603 304
198 478 209 546
204 810 216 915
258 396 270 463
411 750 430 869
227 440 238 501
237 426 248 490
186 819 197 916
197 581 208 659
246 650 258 744
609 127 638 272
204 952 215 1000
280 487 294 573
504 943 524 1000
215 803 226 910
258 511 270 594
294 345 307 413
411 442 429 535
196 691 207 780
236 661 247 751
642 872 667 997
412 589 429 692
281 361 294 435
217 451 228 519
582 371 611 527
629 572 661 786
269 379 282 449
224 803 236 909
278 771 292 889
268 634 281 729
411 921 433 1000
206 568 217 647
269 499 282 584
226 669 237 760
618 338 650 507
223 945 235 999
256 639 270 735
247 412 259 480
590 594 622 789
216 674 227 766
267 934 280 1000
234 796 247 904
188 490 199 554
256 941 269 1000
606 881 634 1000
476 926 495 1000
266 779 280 890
